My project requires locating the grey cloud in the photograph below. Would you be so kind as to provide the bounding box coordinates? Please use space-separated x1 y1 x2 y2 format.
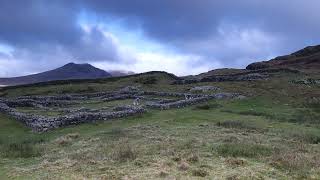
82 0 320 65
0 0 319 76
0 0 81 46
0 0 130 75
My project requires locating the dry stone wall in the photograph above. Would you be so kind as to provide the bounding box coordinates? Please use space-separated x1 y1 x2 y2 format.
0 102 145 132
0 87 244 132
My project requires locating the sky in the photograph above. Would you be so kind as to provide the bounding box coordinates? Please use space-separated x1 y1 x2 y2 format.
0 0 320 77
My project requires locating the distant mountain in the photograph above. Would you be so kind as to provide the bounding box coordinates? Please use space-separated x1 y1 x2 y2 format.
108 70 135 77
0 63 112 86
246 45 320 71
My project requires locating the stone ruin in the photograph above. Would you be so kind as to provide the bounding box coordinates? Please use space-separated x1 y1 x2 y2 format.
0 86 243 132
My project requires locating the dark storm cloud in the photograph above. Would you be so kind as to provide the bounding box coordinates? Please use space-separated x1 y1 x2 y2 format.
81 0 320 42
0 0 126 67
0 0 81 46
81 0 320 64
0 0 319 76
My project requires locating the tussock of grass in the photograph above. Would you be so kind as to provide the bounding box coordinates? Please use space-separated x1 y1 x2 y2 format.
287 130 320 144
111 139 137 162
100 127 126 139
178 161 190 171
215 143 272 158
187 153 199 163
177 138 199 150
192 168 209 177
134 76 158 84
0 138 44 158
225 158 247 167
55 133 80 146
292 99 320 125
223 109 277 120
270 149 320 177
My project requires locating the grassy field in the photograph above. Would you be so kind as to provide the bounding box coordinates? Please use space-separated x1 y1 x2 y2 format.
0 71 319 179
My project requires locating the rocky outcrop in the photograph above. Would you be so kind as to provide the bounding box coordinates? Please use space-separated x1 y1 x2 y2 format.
292 78 320 85
246 62 271 70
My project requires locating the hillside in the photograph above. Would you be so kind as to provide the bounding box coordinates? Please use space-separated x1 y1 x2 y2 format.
246 45 320 72
176 45 320 84
0 63 111 86
0 45 319 179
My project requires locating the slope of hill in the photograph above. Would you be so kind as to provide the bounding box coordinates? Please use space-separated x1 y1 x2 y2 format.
0 63 111 86
247 45 320 71
0 45 319 179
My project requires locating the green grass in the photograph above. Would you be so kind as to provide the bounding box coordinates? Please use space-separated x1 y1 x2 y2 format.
0 140 43 158
215 143 273 158
216 119 266 131
0 70 319 179
0 100 319 179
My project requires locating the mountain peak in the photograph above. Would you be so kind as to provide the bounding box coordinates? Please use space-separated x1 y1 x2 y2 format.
0 63 111 86
62 62 92 68
64 62 77 66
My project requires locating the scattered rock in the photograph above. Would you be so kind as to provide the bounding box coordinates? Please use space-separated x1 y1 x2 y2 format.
178 161 190 171
190 86 220 92
118 86 140 93
235 95 247 100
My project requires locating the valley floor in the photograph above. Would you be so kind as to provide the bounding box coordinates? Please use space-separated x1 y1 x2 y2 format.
1 96 320 179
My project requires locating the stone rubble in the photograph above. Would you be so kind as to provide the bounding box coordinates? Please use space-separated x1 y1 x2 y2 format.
190 86 220 92
0 102 145 132
0 87 244 132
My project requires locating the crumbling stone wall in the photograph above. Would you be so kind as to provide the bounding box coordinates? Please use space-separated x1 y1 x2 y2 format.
0 89 243 132
145 92 240 110
146 97 211 110
0 102 145 132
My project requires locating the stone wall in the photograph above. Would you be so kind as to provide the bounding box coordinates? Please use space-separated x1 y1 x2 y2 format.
0 102 145 132
145 93 240 110
146 97 211 110
0 89 243 132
